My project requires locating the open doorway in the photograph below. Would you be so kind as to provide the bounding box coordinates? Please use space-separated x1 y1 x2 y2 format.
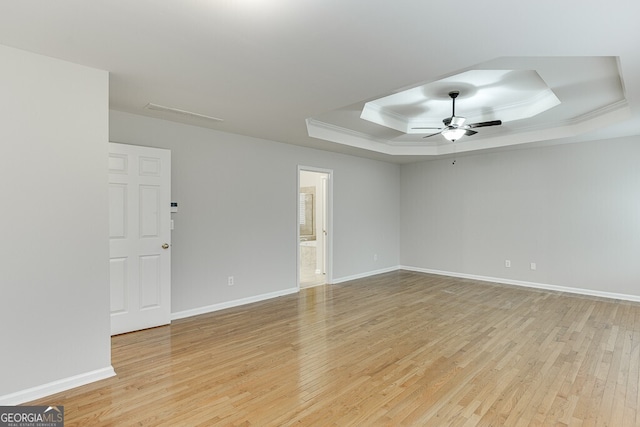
298 167 332 288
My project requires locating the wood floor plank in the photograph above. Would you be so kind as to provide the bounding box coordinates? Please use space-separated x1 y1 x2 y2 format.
26 271 640 426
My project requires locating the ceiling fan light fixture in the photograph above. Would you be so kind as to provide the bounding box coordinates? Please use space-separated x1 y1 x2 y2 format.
442 128 466 141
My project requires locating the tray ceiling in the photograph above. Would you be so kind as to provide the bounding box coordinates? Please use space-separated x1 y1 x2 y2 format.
0 1 638 163
307 57 628 156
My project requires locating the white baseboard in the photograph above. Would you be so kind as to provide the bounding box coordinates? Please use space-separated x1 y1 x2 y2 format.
332 265 401 284
0 366 116 406
401 265 640 303
171 287 299 321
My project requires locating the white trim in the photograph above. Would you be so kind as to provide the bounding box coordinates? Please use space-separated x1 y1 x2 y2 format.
0 366 116 406
332 266 401 284
401 266 640 302
171 287 298 321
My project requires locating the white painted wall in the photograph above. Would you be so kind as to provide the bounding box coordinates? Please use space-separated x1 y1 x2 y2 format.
0 45 112 401
400 136 640 296
109 111 401 314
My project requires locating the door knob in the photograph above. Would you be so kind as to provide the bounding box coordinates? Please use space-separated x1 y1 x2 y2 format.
162 243 170 249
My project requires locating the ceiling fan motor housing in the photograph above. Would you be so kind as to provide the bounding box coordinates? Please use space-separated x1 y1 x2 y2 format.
447 116 466 127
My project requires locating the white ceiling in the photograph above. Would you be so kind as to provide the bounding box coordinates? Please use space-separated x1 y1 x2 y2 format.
1 0 639 163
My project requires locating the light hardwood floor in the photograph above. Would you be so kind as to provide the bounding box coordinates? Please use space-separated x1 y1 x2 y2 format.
300 242 326 288
29 271 640 426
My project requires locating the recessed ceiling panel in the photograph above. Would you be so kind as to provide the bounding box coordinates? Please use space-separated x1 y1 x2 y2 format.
306 56 628 156
361 70 560 133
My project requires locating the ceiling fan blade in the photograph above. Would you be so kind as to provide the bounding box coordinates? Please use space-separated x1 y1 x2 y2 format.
464 129 478 136
411 127 442 130
422 132 442 139
466 120 502 129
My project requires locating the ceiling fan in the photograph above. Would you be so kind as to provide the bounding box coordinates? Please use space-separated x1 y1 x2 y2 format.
412 91 502 141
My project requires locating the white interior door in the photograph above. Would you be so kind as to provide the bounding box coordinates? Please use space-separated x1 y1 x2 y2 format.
108 143 171 335
320 174 328 275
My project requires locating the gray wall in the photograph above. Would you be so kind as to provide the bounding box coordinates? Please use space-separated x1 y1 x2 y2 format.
109 111 401 314
3 42 637 403
0 45 111 399
400 136 640 296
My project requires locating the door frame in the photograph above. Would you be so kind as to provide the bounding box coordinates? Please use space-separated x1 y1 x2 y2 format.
297 166 333 288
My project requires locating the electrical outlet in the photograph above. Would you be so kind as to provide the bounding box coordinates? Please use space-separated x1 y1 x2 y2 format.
374 254 378 261
530 262 537 271
227 276 234 286
505 260 511 268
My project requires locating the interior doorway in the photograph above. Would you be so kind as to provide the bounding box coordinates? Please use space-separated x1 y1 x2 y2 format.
298 167 332 288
